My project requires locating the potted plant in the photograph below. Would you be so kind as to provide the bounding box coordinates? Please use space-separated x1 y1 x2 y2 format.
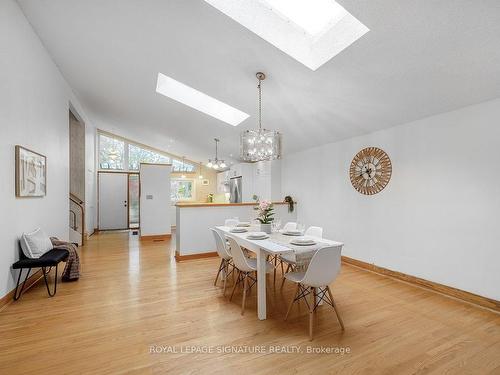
255 200 274 234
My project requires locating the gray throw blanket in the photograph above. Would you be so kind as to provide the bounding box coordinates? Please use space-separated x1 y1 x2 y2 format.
50 237 80 281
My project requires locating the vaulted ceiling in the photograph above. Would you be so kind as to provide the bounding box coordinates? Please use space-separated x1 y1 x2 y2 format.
18 0 500 163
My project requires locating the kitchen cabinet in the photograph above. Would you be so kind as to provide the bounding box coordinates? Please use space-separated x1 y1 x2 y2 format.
253 160 281 201
216 170 230 193
223 161 281 202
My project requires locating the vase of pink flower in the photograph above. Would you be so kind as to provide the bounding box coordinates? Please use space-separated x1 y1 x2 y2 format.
255 200 274 234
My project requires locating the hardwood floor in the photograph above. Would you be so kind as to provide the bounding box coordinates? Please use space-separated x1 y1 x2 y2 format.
1 231 499 374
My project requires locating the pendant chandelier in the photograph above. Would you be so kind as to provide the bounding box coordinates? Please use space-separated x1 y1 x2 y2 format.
240 72 282 162
207 138 226 170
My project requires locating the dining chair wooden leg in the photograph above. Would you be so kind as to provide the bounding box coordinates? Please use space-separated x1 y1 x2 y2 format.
241 273 248 315
222 261 228 296
280 264 292 289
273 255 277 285
230 270 241 301
285 283 300 321
309 287 316 341
280 259 284 275
214 258 224 286
327 286 344 330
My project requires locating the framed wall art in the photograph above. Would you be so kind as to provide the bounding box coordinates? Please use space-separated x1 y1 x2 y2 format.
15 145 47 197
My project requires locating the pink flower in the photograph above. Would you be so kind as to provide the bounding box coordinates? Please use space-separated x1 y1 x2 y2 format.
259 200 271 211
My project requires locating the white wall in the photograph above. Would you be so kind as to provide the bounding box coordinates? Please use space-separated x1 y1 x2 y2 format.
0 0 95 298
282 98 500 301
140 164 171 236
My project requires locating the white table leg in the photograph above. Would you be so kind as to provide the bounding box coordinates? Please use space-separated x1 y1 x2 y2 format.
257 248 267 320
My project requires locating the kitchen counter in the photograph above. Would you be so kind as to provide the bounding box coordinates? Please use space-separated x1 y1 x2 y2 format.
176 201 290 208
175 201 297 260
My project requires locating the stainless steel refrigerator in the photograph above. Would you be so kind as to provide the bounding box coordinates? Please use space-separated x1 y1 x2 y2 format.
229 176 242 203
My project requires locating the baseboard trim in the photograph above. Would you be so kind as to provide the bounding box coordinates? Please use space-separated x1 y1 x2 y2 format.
0 270 43 311
175 251 218 262
140 234 172 241
341 256 500 313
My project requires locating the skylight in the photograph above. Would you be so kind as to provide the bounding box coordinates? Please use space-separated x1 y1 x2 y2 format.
156 73 249 126
263 0 347 38
204 0 369 70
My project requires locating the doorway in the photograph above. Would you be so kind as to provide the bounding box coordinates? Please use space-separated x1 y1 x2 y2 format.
69 110 85 244
98 172 128 230
98 172 140 230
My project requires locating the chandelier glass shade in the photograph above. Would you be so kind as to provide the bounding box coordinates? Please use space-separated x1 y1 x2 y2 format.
240 72 282 162
240 129 282 162
207 138 226 170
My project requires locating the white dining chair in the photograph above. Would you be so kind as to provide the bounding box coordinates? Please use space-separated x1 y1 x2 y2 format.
304 226 323 238
280 226 324 288
211 228 234 296
224 219 239 228
226 236 273 315
284 245 344 340
282 222 297 232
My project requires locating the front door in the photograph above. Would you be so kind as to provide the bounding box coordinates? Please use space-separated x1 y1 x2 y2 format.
99 172 128 230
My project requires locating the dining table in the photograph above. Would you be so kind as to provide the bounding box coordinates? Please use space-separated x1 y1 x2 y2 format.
216 225 343 320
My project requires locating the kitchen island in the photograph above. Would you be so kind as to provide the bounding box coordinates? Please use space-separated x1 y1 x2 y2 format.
175 202 297 260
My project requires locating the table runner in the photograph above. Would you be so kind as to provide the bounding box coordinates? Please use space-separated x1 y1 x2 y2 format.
266 232 332 269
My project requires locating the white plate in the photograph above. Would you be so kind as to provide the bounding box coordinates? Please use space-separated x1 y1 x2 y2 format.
283 231 302 236
290 236 316 246
230 228 248 233
237 222 251 227
247 232 269 240
290 240 316 246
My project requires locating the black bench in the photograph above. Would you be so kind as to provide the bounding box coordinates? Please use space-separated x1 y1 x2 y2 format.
12 248 69 300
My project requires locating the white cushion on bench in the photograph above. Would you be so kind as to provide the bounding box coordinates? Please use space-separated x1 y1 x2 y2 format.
20 228 53 259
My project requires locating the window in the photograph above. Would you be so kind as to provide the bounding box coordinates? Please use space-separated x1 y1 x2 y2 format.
98 132 196 174
128 174 140 228
128 144 170 170
99 134 125 170
171 179 195 201
172 158 195 172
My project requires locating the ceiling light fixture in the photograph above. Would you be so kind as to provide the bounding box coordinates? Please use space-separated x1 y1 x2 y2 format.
240 72 281 162
156 73 250 126
207 138 226 170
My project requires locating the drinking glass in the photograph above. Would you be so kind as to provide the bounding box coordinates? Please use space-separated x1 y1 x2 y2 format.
297 223 305 234
274 219 282 232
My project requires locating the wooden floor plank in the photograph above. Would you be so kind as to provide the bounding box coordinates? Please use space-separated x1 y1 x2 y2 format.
0 231 499 374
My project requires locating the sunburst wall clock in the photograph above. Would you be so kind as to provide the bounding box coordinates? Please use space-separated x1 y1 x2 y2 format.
349 147 392 195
